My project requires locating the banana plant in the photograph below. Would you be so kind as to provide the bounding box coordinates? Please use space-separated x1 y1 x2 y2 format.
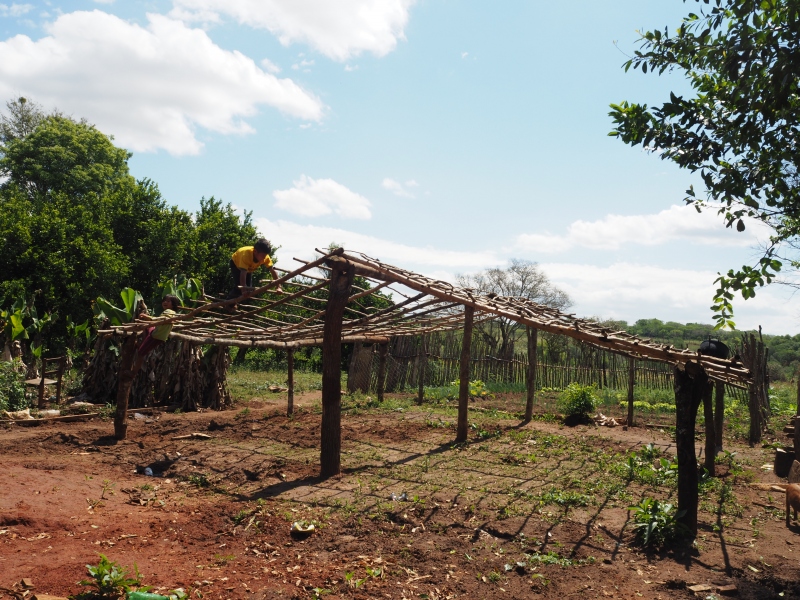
93 288 144 326
157 275 203 306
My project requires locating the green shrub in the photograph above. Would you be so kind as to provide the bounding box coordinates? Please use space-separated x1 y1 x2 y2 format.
0 360 27 412
558 383 597 418
629 497 689 547
74 553 149 599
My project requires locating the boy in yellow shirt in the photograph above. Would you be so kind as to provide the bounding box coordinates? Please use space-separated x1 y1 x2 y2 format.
227 238 283 300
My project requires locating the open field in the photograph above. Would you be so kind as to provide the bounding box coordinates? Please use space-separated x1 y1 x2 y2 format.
1 374 799 600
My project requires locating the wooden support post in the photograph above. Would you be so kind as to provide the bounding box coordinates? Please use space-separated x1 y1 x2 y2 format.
674 361 708 538
377 343 388 402
55 356 65 403
37 375 46 409
456 306 474 442
417 336 426 405
702 381 715 476
627 357 635 427
714 380 725 455
114 335 137 440
287 348 294 417
525 327 538 422
347 341 362 394
320 261 355 478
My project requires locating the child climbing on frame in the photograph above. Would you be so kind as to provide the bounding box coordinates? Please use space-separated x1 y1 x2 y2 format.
227 238 283 303
131 294 181 375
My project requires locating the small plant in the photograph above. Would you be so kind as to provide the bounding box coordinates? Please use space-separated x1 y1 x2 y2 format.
629 497 690 547
0 360 27 412
100 480 115 500
558 383 597 419
73 554 149 599
232 509 249 525
187 473 210 488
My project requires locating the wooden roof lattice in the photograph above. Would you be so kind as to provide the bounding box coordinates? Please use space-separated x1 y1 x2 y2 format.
102 248 752 387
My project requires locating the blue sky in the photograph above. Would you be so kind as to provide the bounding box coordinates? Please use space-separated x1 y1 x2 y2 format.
2 0 797 333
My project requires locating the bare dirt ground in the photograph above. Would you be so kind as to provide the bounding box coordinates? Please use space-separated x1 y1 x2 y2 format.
1 391 799 600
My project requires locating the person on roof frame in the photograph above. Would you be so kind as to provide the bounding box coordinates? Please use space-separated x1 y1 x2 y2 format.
227 238 283 302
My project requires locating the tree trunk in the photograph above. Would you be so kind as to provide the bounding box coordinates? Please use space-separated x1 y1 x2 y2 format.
714 380 725 454
525 327 537 422
627 357 636 427
703 381 716 476
456 307 475 442
114 335 137 440
674 361 708 538
287 348 294 417
320 261 355 478
377 343 388 402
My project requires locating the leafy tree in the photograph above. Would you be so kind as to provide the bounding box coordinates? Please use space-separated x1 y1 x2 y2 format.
609 0 800 327
0 97 45 144
0 114 132 200
0 98 267 353
0 185 129 330
107 178 196 302
457 259 572 359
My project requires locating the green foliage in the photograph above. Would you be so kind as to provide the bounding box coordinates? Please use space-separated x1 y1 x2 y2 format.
157 275 202 307
450 379 488 398
74 553 149 599
93 288 144 326
0 102 264 353
629 497 690 547
610 0 800 327
0 360 26 412
1 115 132 199
557 383 597 417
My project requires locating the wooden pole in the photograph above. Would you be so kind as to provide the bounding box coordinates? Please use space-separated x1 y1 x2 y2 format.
417 335 427 404
525 327 538 422
320 261 355 478
456 307 474 442
114 335 137 440
347 341 362 394
627 357 635 427
377 342 388 402
702 381 716 476
287 348 294 417
714 380 725 455
674 361 708 537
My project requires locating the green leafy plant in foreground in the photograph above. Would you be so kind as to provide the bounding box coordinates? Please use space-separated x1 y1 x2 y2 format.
558 383 597 418
73 553 149 599
629 497 690 547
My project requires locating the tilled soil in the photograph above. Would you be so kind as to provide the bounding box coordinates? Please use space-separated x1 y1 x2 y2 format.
1 394 799 600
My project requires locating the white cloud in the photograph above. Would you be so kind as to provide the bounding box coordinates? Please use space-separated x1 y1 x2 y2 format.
539 261 798 333
382 177 416 198
250 215 800 334
0 10 324 155
515 204 772 253
0 3 33 17
291 58 314 71
170 0 416 61
461 51 468 59
255 217 501 273
260 57 281 73
92 0 115 4
273 175 373 220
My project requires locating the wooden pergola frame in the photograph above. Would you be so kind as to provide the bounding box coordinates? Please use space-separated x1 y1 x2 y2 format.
105 247 756 534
